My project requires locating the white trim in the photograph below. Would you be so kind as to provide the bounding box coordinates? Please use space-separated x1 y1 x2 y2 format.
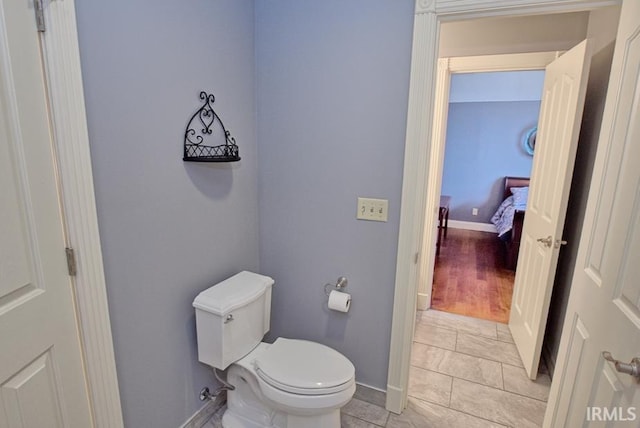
40 1 123 426
387 0 619 415
446 51 561 72
386 8 439 413
448 220 498 233
355 381 386 394
414 58 449 313
434 0 618 19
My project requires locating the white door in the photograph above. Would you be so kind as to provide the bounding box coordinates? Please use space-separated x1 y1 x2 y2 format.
509 40 592 379
544 1 640 426
0 0 93 427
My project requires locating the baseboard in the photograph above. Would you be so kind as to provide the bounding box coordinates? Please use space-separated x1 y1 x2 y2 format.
416 293 429 311
355 381 385 393
448 220 497 233
180 383 387 428
385 384 405 414
180 383 385 427
354 382 388 408
179 393 226 428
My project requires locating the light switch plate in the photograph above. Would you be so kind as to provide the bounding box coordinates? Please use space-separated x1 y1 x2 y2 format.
357 197 388 222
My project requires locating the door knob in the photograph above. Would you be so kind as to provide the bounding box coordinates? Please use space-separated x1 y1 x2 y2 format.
537 235 553 247
554 239 568 248
602 351 640 379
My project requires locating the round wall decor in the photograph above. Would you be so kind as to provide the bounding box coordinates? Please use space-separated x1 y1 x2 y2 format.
523 126 537 156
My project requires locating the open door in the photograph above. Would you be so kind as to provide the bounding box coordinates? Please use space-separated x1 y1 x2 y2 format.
544 1 640 425
0 0 93 425
509 40 591 379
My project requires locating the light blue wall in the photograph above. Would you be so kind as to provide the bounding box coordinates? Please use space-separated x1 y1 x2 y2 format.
256 0 414 389
449 70 545 102
75 1 257 426
72 1 588 424
442 72 543 224
441 101 540 223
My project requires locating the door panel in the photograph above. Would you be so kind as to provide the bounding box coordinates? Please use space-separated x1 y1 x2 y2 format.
0 0 93 426
509 40 591 379
0 144 34 299
544 1 640 425
2 352 65 428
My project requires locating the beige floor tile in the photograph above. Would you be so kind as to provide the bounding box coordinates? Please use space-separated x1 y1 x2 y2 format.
450 378 547 427
418 310 498 339
502 364 551 402
342 398 389 426
413 322 457 350
386 397 508 428
408 366 452 407
340 413 384 427
411 342 503 389
496 323 515 343
456 333 524 367
354 384 387 408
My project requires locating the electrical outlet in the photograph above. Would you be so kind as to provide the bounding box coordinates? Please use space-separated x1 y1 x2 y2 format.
472 208 479 216
357 197 388 222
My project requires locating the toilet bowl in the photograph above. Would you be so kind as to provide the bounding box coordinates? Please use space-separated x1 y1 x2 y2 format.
193 271 356 428
224 340 355 428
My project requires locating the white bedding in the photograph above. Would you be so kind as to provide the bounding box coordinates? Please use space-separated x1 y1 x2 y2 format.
491 186 529 238
491 196 517 238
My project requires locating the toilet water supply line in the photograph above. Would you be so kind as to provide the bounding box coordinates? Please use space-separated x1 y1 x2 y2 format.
200 368 236 401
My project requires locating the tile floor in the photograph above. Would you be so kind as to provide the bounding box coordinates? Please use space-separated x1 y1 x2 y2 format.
206 310 552 427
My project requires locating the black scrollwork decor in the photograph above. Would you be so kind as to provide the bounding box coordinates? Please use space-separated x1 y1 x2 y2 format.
183 91 240 162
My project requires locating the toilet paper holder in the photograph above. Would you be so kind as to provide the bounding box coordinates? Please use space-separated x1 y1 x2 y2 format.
324 276 348 296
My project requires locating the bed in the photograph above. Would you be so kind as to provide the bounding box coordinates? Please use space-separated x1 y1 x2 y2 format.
491 176 530 270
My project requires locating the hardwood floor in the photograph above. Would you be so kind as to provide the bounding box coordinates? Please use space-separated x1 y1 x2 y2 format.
431 228 515 323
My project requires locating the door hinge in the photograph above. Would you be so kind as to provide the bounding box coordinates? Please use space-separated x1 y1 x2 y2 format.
34 0 46 32
65 247 77 276
414 252 420 264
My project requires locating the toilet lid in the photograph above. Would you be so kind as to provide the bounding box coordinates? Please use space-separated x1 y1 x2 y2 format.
254 338 355 395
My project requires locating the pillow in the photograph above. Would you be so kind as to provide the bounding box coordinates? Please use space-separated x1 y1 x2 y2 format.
510 187 529 210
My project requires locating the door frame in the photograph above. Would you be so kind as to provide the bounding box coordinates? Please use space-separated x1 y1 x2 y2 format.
416 51 560 311
38 2 123 426
386 0 620 413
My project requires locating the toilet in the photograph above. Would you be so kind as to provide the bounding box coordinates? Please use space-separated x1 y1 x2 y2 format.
193 271 356 428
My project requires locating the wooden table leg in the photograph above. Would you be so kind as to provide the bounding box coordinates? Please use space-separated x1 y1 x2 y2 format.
444 207 449 238
436 208 444 256
436 196 451 256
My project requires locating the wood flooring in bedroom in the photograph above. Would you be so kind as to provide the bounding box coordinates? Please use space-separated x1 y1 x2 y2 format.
431 228 515 324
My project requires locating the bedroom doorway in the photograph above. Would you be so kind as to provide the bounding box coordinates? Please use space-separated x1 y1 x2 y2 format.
418 42 594 378
430 69 544 324
387 3 621 415
417 51 561 322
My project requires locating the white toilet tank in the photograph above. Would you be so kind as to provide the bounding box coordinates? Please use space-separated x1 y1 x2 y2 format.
193 271 274 370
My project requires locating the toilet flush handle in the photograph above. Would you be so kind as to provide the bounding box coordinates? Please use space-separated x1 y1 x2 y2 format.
225 314 234 324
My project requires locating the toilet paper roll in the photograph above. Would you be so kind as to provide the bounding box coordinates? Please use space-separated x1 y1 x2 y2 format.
328 290 351 313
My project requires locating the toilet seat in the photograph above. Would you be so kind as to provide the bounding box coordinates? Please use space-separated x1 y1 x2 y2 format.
254 338 355 396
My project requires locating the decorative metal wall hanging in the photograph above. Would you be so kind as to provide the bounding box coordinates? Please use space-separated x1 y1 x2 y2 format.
183 91 240 162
